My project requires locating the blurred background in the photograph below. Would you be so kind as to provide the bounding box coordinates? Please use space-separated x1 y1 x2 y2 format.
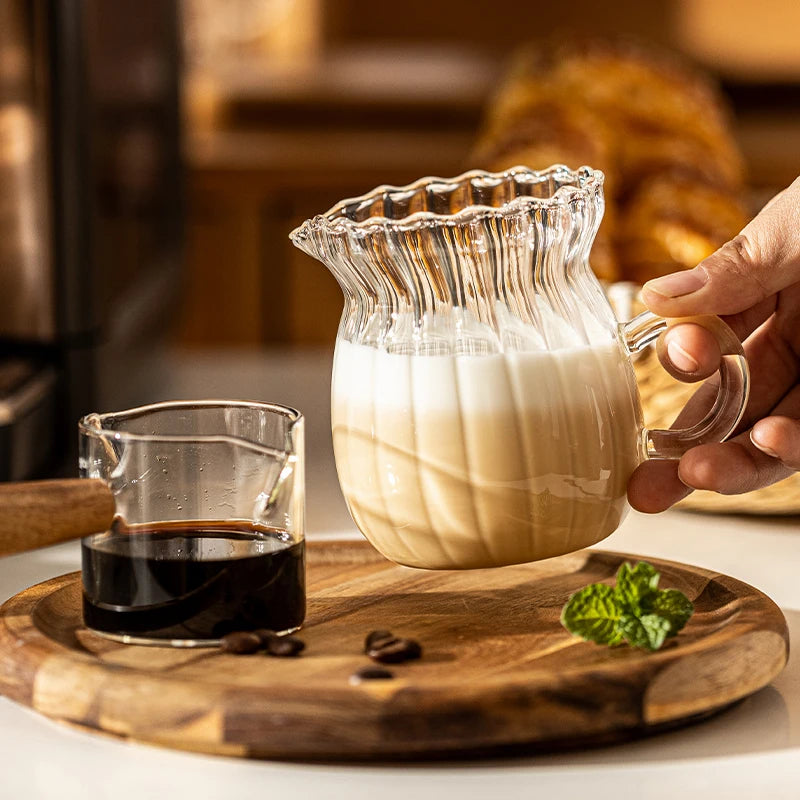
2 0 800 485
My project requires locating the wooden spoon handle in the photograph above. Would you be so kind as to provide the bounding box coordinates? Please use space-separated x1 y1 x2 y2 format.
0 479 115 557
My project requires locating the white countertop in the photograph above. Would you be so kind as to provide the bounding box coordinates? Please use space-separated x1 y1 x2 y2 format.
2 347 799 799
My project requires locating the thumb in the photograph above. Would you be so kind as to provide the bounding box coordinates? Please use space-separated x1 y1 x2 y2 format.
641 176 800 317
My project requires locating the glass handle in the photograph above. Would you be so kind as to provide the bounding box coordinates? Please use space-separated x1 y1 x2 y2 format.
622 311 750 460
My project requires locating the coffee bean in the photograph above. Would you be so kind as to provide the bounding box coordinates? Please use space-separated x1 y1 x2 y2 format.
350 666 394 684
253 628 278 647
364 629 395 653
266 635 305 657
367 637 422 664
220 631 261 654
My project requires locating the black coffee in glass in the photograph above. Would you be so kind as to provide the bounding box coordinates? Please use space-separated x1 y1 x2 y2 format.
82 521 305 642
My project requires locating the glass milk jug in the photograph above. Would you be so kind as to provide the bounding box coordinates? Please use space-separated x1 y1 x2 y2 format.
291 166 748 569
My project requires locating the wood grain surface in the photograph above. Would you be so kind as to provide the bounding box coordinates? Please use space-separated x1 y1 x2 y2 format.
0 541 789 760
0 480 115 557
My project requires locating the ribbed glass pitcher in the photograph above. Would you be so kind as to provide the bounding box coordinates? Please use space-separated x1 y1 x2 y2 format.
291 166 748 569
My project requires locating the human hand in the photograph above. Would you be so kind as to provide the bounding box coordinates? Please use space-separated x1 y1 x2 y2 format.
628 177 800 512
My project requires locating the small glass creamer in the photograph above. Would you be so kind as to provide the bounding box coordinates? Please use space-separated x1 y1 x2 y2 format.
80 401 305 646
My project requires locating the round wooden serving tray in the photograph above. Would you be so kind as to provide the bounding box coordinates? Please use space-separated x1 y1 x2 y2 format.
0 541 789 760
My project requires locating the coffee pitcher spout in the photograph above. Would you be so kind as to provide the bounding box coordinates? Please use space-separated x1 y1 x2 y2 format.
288 215 326 261
289 214 369 311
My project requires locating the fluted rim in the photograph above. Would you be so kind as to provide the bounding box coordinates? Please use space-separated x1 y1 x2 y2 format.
290 164 604 240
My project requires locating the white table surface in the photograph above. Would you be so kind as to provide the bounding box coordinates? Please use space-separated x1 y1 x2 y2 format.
1 347 798 800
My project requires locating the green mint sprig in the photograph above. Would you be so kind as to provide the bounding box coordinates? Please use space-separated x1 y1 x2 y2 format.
560 561 693 651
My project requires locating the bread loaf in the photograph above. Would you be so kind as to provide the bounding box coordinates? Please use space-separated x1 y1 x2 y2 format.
473 40 749 284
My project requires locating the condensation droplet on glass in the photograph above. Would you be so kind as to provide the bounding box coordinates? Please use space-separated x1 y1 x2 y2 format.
177 505 183 510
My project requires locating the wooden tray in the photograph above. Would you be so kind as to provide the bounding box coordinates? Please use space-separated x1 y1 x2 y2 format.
0 541 789 760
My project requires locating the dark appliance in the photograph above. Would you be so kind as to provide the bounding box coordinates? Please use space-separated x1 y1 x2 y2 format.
0 0 183 479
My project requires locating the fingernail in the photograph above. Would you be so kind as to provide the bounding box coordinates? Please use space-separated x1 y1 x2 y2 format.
667 340 699 373
644 267 708 299
750 429 779 458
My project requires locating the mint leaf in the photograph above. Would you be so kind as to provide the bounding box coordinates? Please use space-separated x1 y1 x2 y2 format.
650 589 694 636
619 613 672 651
615 561 660 614
560 583 624 646
560 561 695 652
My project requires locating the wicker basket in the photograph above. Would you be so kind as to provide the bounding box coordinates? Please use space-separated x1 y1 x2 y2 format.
608 283 800 516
